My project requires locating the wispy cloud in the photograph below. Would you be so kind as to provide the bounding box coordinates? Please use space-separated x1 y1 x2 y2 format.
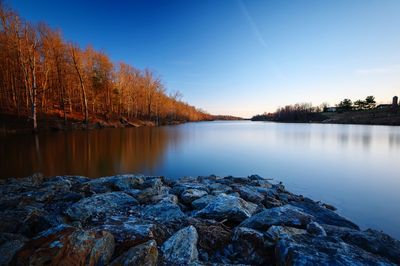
355 64 400 75
237 0 268 49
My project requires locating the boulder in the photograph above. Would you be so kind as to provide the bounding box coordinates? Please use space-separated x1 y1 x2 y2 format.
291 199 359 230
181 189 208 204
141 202 186 222
65 192 138 222
265 225 306 241
276 233 395 266
232 185 264 203
341 228 400 264
307 221 327 237
240 205 314 230
84 175 145 193
161 225 199 265
13 224 115 266
191 195 216 210
231 227 273 265
110 240 158 266
0 233 27 266
194 194 258 223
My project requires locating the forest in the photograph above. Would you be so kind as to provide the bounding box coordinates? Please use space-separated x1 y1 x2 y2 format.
0 3 211 132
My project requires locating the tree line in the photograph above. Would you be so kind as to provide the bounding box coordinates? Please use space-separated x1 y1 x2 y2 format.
252 95 379 122
335 96 376 111
0 3 210 131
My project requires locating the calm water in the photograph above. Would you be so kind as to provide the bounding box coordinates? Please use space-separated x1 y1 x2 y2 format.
1 121 400 238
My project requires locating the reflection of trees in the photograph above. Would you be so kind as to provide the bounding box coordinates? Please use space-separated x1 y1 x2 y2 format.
0 127 181 178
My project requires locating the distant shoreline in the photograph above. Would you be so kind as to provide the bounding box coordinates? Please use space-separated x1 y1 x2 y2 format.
251 109 400 126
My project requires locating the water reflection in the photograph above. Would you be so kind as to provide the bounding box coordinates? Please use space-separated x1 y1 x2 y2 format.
0 127 181 178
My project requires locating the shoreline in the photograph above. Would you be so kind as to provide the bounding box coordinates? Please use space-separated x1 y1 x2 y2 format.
1 174 398 265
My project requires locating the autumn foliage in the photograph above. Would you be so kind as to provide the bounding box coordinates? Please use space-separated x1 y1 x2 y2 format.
0 3 210 131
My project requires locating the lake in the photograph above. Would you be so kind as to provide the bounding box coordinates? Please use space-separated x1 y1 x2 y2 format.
1 121 400 239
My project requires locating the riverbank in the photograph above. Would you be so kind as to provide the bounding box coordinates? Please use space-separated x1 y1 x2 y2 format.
0 174 398 265
0 113 210 136
252 109 400 126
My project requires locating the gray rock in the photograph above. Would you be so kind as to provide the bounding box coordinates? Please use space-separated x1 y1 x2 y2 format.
65 192 138 222
0 233 27 266
208 183 233 195
233 185 264 203
181 189 208 204
240 205 314 230
307 221 327 237
276 233 395 266
171 183 209 196
110 240 158 266
141 202 186 222
85 175 145 193
265 225 306 241
340 228 400 264
232 227 273 265
195 194 258 222
191 195 216 210
161 225 199 265
291 199 359 230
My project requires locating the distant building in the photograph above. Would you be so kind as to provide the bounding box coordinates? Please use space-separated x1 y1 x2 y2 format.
324 107 337 112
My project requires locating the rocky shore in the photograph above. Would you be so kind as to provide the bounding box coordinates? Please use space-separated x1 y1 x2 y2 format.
0 174 399 265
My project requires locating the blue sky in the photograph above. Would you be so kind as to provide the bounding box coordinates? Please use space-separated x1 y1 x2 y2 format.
8 0 400 117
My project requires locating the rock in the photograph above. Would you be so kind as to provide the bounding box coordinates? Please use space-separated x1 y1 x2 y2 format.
265 225 306 241
262 196 283 208
208 183 233 195
307 221 327 237
248 174 264 181
194 194 258 223
170 183 209 196
181 189 208 204
232 185 264 203
13 224 115 266
129 186 170 204
240 205 314 230
161 225 199 265
291 199 359 230
340 228 400 264
231 227 273 265
224 176 250 184
65 192 138 222
189 218 231 257
191 195 216 210
0 233 27 266
141 202 186 222
275 233 395 266
84 175 145 193
110 240 158 266
98 218 156 255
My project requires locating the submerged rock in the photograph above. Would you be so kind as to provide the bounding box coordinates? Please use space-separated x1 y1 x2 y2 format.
194 194 257 222
161 225 199 265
